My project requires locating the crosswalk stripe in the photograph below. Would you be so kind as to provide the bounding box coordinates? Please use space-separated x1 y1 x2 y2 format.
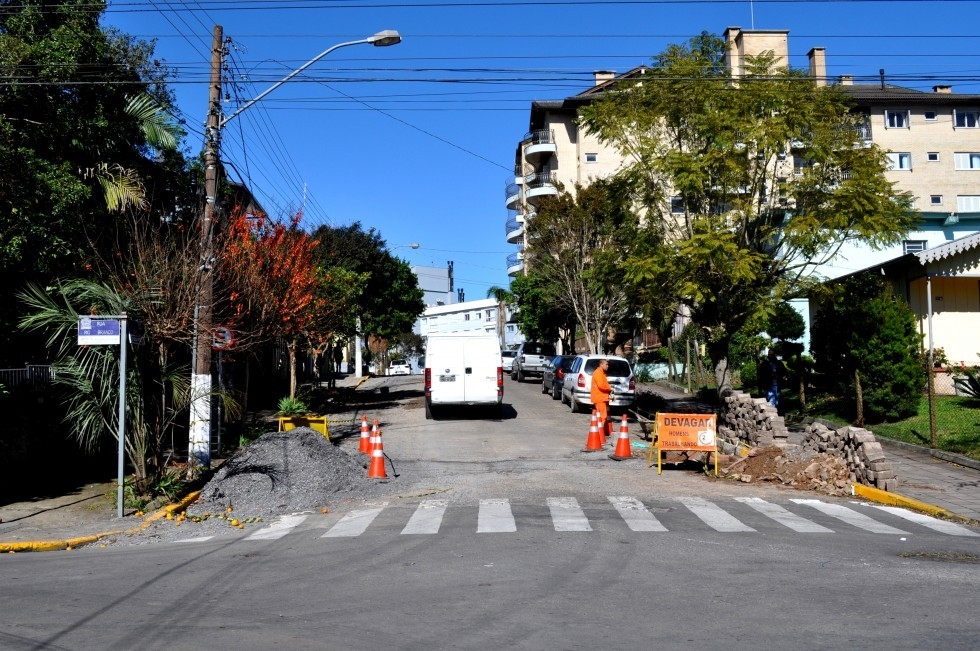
865 504 980 537
791 499 908 534
322 502 389 538
246 514 309 541
678 496 756 532
608 496 667 532
547 497 591 531
478 498 516 533
401 499 448 535
735 497 834 533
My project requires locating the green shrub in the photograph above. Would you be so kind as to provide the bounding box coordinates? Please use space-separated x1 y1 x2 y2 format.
277 396 309 417
739 359 759 388
954 370 980 399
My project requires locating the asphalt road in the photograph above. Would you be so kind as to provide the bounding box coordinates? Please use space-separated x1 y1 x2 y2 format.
2 376 979 650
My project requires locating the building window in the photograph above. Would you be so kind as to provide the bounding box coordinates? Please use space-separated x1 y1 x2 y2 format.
886 152 912 170
924 111 937 121
885 110 909 128
954 110 979 128
903 240 927 254
507 325 515 333
585 153 598 163
927 152 940 162
670 196 685 214
957 195 980 212
486 310 493 321
954 152 980 170
464 313 470 321
930 195 943 206
793 155 813 175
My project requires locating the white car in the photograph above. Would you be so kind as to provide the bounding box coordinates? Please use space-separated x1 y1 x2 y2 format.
501 350 517 373
388 359 412 376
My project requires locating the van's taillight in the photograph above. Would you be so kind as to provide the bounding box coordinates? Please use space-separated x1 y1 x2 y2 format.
497 366 503 395
424 368 431 395
629 377 636 391
577 373 586 388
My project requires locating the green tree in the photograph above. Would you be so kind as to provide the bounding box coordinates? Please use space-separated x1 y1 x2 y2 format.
0 0 188 364
524 179 638 353
310 222 425 347
579 33 915 393
509 269 575 350
811 275 925 424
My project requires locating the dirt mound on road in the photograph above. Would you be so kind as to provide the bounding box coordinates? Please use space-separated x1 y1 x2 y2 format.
724 446 852 496
196 428 386 513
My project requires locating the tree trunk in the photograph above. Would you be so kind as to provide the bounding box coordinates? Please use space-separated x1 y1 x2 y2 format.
854 368 864 427
708 339 733 396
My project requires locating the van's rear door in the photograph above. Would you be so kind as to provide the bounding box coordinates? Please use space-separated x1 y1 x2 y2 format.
464 337 500 403
431 336 467 404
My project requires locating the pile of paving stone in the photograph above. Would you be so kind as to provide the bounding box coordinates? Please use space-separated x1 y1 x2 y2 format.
717 389 790 449
800 421 898 491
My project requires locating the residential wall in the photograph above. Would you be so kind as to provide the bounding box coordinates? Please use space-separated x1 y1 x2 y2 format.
908 275 980 364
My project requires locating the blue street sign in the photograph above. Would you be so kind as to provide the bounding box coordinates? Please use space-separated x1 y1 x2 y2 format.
78 317 121 345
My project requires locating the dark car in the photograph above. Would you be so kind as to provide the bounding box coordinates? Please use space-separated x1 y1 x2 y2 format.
541 355 577 400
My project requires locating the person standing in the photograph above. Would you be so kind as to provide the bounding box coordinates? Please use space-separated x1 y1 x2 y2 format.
591 358 613 440
760 349 785 409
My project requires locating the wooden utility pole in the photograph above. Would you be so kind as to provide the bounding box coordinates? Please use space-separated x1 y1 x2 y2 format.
189 25 223 469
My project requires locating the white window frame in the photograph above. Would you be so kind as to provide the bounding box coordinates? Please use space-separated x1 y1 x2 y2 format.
957 195 980 212
886 152 912 170
924 111 938 121
585 153 598 164
954 110 979 129
885 110 910 129
903 240 927 254
954 152 980 170
930 195 943 206
927 152 940 162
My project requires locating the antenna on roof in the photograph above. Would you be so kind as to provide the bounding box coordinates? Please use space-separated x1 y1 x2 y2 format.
880 69 886 90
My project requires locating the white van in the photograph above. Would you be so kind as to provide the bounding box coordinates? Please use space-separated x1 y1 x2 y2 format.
424 332 503 419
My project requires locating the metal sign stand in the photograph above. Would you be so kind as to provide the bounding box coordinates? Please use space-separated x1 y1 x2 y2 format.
78 314 128 518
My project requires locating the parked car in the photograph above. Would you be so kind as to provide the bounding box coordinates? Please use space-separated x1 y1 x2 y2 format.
511 341 556 382
388 359 412 376
561 354 636 413
541 355 576 400
500 349 518 373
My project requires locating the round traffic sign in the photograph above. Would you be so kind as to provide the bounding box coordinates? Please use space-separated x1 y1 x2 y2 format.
213 325 235 350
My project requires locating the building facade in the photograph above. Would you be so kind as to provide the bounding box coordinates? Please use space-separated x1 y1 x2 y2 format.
504 26 980 357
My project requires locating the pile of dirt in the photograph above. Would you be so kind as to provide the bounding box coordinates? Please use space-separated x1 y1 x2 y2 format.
722 446 852 496
195 427 386 513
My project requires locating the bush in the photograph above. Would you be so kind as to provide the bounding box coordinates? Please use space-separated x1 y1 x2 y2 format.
739 358 758 388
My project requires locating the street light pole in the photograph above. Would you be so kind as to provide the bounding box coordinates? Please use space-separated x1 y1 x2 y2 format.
190 28 402 468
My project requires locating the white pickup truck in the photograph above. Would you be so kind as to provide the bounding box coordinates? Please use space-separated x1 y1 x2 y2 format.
511 341 556 382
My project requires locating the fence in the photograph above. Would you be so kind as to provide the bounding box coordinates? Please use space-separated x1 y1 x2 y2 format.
0 365 54 391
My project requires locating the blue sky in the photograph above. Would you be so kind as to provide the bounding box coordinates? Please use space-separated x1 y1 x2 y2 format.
102 0 980 300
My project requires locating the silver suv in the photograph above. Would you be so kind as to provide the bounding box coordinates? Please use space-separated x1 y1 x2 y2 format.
511 341 556 382
560 354 636 413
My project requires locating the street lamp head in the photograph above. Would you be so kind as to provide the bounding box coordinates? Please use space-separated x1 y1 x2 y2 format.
368 30 402 47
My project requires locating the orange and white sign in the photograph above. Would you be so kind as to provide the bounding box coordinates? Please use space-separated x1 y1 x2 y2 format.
655 413 717 451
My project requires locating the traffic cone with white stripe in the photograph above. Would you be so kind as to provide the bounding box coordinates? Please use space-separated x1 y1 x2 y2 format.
582 410 603 452
367 428 388 479
609 414 633 461
357 416 371 454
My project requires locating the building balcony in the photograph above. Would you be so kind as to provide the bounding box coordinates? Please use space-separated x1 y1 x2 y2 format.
524 129 556 164
505 181 521 209
524 171 557 206
505 216 524 244
506 252 524 276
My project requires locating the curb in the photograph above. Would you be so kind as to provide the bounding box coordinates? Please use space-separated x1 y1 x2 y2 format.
851 483 976 525
0 490 202 554
875 436 980 472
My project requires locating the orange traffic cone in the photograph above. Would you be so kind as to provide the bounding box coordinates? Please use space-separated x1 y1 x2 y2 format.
367 429 388 479
357 416 371 454
582 410 603 452
609 414 633 461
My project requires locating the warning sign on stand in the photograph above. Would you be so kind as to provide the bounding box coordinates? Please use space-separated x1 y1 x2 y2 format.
648 412 718 475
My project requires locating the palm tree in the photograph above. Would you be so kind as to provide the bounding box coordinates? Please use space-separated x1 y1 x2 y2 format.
486 286 513 348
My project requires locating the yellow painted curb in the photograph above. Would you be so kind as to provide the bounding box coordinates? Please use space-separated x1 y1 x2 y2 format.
0 490 203 554
851 483 970 523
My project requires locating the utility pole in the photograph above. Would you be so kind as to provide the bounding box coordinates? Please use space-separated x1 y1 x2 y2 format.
189 24 223 469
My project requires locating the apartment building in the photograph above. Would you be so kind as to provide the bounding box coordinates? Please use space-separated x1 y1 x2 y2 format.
419 298 523 349
504 26 980 360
